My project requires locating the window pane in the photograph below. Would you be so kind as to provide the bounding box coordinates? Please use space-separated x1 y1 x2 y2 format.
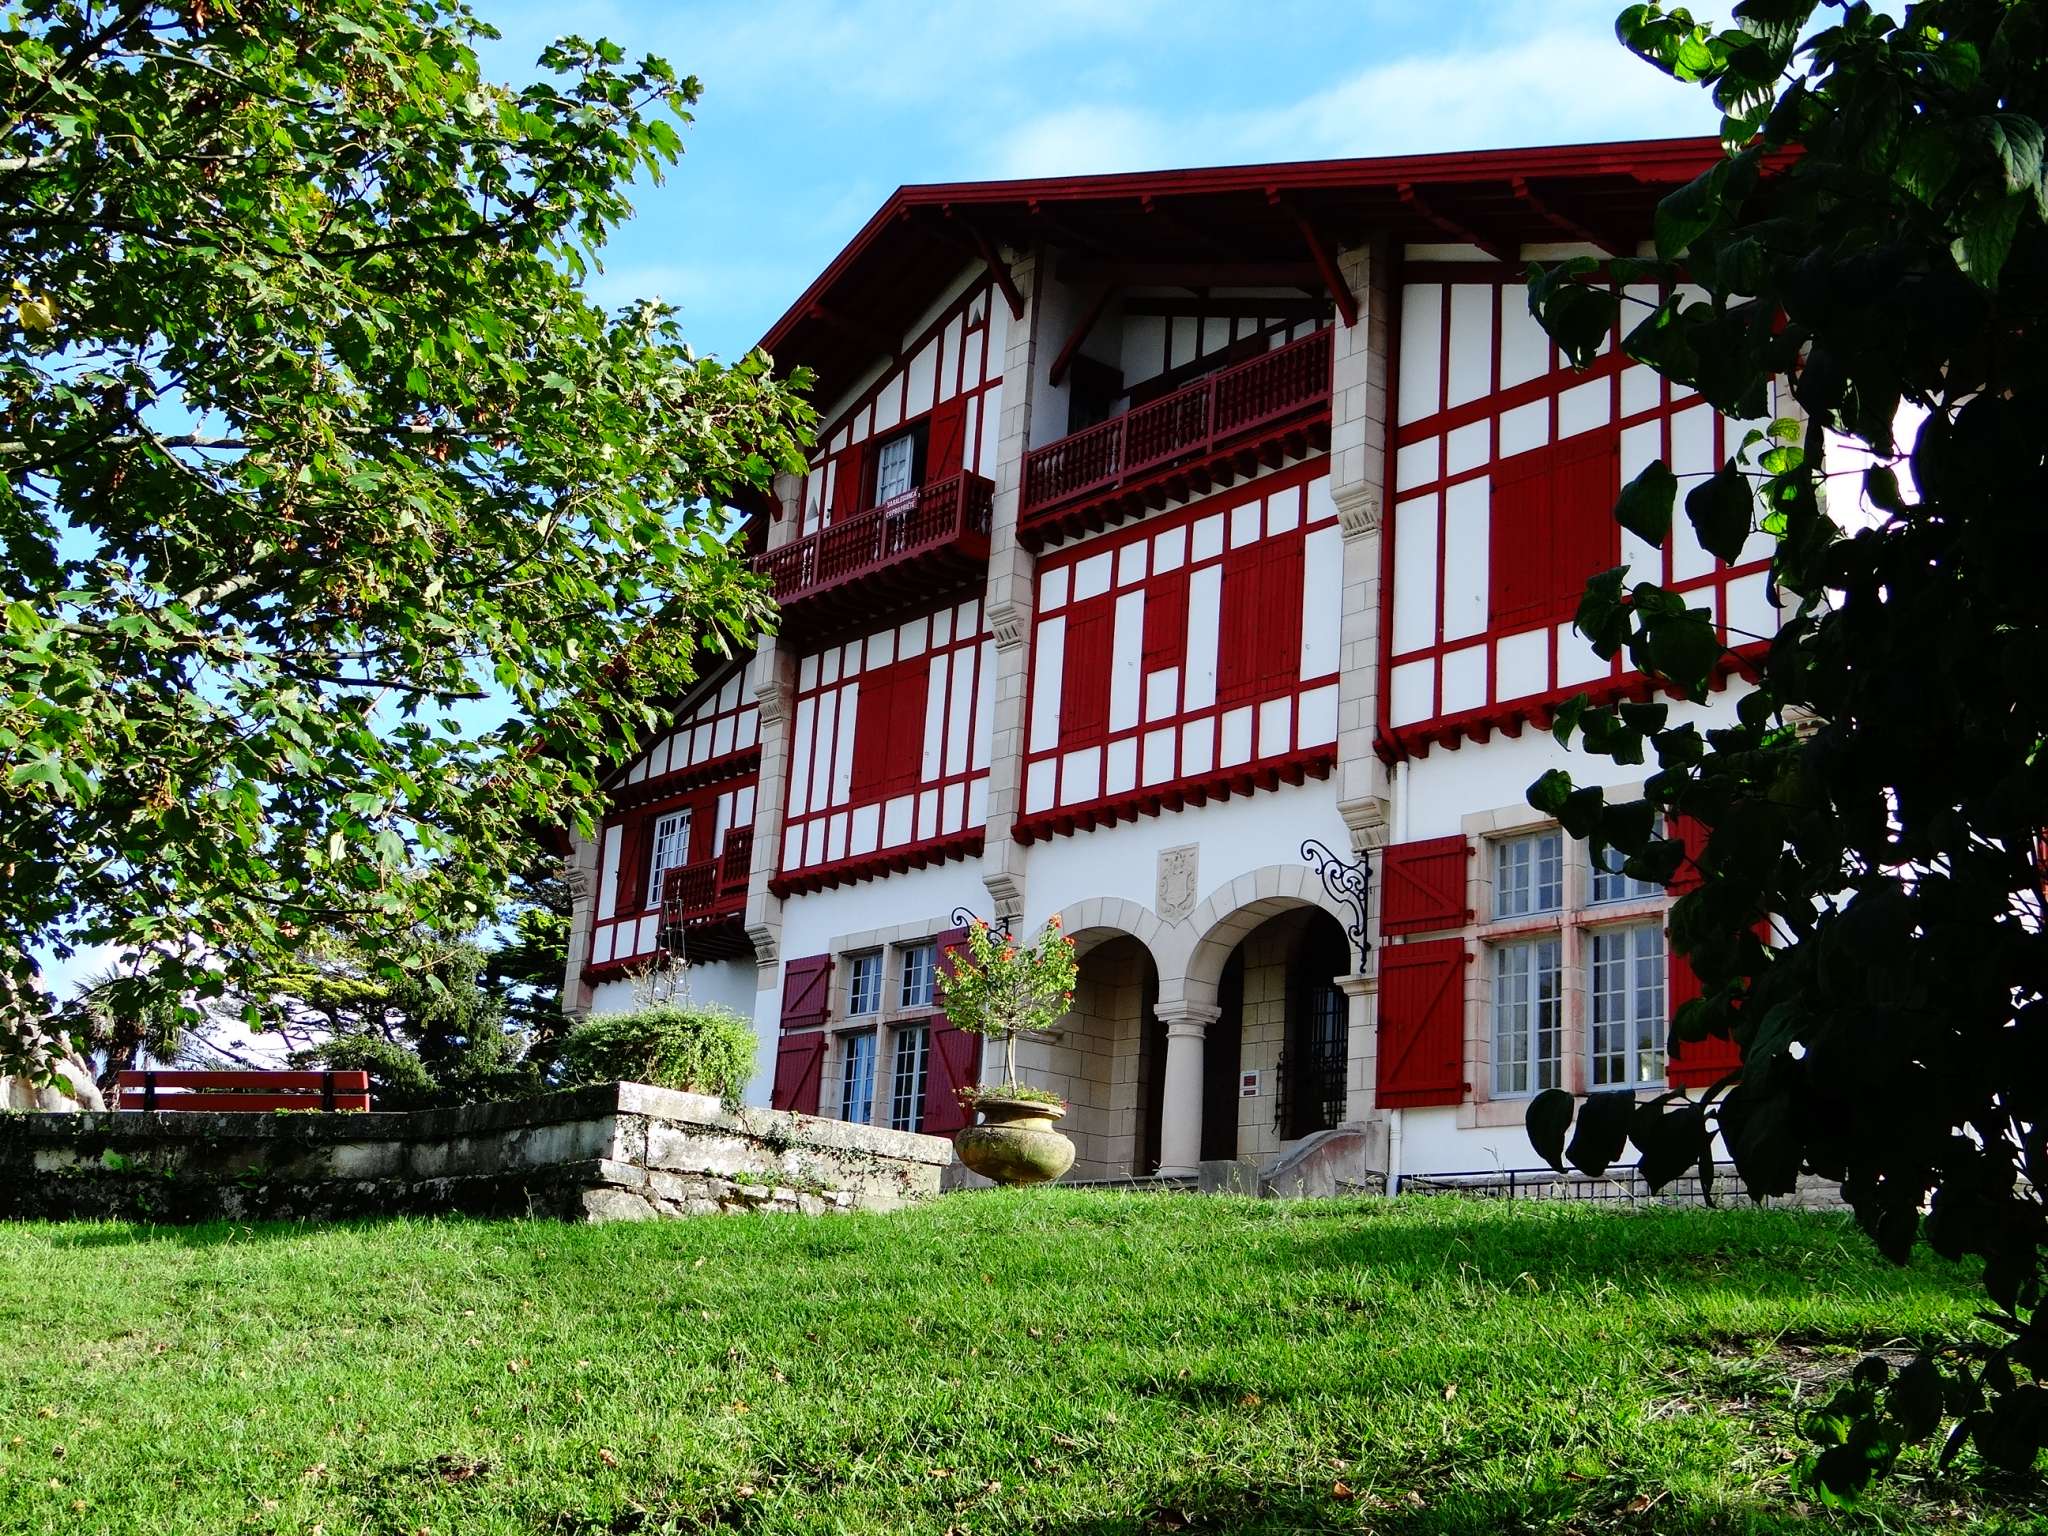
875 434 915 502
1590 923 1665 1086
647 810 691 910
1493 937 1560 1095
1496 831 1562 917
840 1032 877 1123
899 943 936 1011
848 953 882 1017
889 1025 929 1132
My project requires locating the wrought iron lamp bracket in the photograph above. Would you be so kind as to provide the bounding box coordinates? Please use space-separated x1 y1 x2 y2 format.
1301 838 1371 970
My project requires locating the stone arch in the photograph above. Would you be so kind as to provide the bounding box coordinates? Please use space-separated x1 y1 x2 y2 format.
1155 863 1358 1011
1043 894 1170 972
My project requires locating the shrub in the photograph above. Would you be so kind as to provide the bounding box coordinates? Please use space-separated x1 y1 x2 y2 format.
557 1005 755 1101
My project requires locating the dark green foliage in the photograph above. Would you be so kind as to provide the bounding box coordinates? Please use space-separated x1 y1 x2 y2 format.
0 2 813 1073
1525 0 2048 1494
556 1004 756 1102
264 933 541 1110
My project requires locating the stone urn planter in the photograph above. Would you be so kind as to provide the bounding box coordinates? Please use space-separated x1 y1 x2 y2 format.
954 1095 1076 1186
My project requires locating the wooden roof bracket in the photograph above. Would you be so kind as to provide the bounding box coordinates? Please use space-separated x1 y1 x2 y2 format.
952 208 1026 321
1396 182 1518 265
1269 189 1358 328
1047 280 1114 388
1509 176 1632 258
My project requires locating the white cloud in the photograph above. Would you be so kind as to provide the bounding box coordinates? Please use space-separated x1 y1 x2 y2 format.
997 29 1717 178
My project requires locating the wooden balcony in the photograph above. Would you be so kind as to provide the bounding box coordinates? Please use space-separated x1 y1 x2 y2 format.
755 472 993 640
1020 327 1334 547
658 828 754 961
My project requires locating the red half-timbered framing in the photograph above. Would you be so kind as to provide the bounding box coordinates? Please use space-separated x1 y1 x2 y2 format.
1378 261 1781 759
589 663 762 975
774 597 993 894
1015 459 1341 842
763 277 1006 638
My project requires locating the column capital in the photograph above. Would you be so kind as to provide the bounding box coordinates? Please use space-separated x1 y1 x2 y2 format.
1333 483 1381 538
1156 1002 1222 1038
1335 972 1376 999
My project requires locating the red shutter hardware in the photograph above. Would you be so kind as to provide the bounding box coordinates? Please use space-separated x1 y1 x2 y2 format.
1378 835 1473 936
771 1032 828 1115
780 954 834 1032
1376 938 1468 1108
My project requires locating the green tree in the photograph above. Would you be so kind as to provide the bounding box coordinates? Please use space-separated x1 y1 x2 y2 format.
1521 0 2048 1494
0 3 811 1069
56 960 184 1092
256 930 529 1109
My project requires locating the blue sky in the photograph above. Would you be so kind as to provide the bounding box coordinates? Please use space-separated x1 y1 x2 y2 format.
476 0 1721 364
39 3 1722 1011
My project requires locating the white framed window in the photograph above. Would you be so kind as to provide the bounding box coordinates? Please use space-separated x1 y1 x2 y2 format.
1492 936 1561 1096
1589 923 1667 1087
1495 830 1563 919
840 1031 878 1123
646 809 691 910
873 432 916 503
889 1024 930 1132
899 942 936 1011
846 951 883 1018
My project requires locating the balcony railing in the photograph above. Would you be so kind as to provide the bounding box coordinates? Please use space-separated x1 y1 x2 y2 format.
1021 327 1334 526
660 828 753 928
755 471 993 612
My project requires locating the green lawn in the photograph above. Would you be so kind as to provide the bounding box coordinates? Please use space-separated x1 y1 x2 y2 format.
0 1192 2037 1535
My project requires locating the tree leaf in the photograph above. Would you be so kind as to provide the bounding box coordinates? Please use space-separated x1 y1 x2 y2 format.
1615 459 1677 545
1526 1088 1575 1174
1685 459 1755 563
1566 1092 1635 1178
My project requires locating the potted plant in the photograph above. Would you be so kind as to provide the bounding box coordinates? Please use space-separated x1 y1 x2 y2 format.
935 915 1079 1185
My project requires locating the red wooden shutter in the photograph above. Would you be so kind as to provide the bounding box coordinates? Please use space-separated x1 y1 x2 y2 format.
1550 430 1620 609
772 1032 828 1115
925 399 967 483
922 1022 981 1135
1257 532 1305 693
1376 938 1468 1107
830 445 865 521
849 667 895 798
781 954 834 1031
1489 443 1555 631
1141 566 1188 676
923 925 979 1133
1059 597 1114 744
1378 836 1472 936
885 656 930 795
1215 540 1264 703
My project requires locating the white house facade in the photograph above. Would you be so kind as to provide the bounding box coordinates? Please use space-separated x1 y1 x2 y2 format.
561 138 1775 1186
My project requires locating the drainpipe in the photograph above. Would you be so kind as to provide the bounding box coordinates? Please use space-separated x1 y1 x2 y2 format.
1387 1107 1404 1195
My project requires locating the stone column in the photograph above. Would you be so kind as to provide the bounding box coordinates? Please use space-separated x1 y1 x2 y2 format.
1329 237 1393 853
978 247 1042 929
559 830 602 1017
744 640 796 989
1155 1002 1221 1178
1337 971 1377 1124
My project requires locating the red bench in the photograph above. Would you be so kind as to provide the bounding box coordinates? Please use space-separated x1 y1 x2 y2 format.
114 1070 371 1113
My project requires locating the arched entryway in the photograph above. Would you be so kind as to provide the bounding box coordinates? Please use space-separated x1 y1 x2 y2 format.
1193 907 1353 1163
1014 925 1161 1179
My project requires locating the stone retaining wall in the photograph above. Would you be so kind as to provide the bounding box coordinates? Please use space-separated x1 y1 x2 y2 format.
0 1083 954 1224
